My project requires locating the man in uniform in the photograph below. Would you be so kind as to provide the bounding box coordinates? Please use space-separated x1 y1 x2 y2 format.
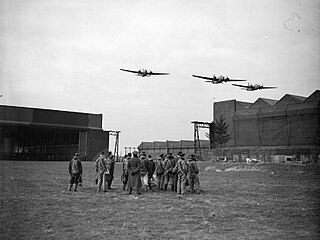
106 153 115 189
155 156 164 190
139 153 148 190
127 151 142 195
68 153 82 191
176 152 188 195
145 155 156 191
95 152 108 192
188 154 200 194
170 152 180 192
122 153 131 191
163 153 173 191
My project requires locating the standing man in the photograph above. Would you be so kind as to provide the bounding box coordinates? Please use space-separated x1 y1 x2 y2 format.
155 156 164 190
139 153 148 190
106 152 115 189
68 153 82 192
170 152 179 192
145 155 156 191
163 153 173 191
188 154 200 194
127 151 142 195
122 153 131 191
95 152 108 192
176 152 188 195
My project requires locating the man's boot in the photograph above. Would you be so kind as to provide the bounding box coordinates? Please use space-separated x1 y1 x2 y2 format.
128 187 132 194
69 184 73 191
74 184 78 192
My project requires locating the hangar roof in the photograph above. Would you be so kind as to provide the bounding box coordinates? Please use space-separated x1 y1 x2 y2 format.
275 94 307 107
304 90 320 102
236 101 252 109
250 98 277 109
0 105 103 130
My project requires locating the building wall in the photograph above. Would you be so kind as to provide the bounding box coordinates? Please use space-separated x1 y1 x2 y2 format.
212 91 320 163
32 108 89 128
138 140 209 156
236 117 260 146
215 96 319 148
88 114 103 129
0 105 33 124
0 105 109 161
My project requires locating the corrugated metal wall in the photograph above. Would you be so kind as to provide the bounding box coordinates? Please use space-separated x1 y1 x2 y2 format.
213 92 319 159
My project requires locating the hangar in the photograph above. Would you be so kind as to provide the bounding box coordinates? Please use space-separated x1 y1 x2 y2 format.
212 90 320 163
0 105 109 161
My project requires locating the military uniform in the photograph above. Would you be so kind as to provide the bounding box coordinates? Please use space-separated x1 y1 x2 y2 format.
163 155 173 191
170 156 179 192
188 155 200 193
106 155 115 189
68 154 82 191
155 157 164 190
140 156 148 177
176 153 188 195
140 155 148 189
122 154 131 190
95 153 108 192
145 156 156 190
127 152 142 195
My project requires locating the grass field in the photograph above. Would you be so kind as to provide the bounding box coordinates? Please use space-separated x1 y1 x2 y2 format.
0 161 319 240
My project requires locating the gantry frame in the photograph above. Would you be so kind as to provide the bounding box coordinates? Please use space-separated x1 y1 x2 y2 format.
109 131 120 161
191 121 210 157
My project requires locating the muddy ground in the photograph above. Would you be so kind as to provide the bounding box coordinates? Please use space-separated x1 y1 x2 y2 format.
0 161 319 239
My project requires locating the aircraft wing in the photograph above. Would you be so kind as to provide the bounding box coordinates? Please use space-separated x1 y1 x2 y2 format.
120 69 140 74
232 83 250 88
192 75 213 80
261 86 277 89
225 79 246 82
150 72 169 75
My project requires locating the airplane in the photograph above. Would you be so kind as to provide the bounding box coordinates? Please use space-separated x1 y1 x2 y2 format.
120 68 169 77
192 74 246 84
232 83 277 91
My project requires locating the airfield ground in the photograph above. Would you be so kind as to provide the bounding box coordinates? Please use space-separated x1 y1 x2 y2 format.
0 161 319 240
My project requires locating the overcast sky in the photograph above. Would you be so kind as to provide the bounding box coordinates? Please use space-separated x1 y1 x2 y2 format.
1 0 319 154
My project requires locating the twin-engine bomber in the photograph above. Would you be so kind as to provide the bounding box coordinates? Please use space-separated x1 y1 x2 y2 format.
120 68 169 77
232 83 277 91
192 74 246 84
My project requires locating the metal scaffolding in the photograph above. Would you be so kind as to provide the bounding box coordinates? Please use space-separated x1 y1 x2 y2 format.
191 121 210 157
109 131 120 161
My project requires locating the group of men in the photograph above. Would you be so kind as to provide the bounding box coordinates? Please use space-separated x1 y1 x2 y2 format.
95 151 115 192
68 150 200 195
122 151 201 195
68 151 115 192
